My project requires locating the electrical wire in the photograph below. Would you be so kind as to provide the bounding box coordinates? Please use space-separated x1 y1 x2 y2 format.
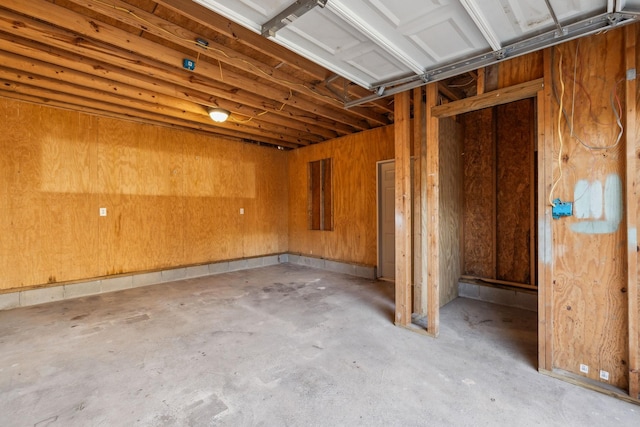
446 76 476 88
548 51 565 208
92 0 343 119
229 89 291 123
551 39 624 151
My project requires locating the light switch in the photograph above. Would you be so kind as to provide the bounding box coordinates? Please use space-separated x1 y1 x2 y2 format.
99 207 107 217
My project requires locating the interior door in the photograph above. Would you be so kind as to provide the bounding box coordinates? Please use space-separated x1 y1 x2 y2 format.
378 160 395 280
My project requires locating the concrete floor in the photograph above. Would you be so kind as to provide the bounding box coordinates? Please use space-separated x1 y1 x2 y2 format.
0 264 637 426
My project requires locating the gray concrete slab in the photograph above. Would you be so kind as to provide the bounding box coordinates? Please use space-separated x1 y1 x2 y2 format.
0 264 637 426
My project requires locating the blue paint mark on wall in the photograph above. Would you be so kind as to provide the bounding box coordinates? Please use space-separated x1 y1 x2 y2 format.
571 174 622 234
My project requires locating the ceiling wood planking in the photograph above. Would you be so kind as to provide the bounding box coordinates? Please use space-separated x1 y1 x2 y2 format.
64 0 347 109
0 31 339 142
7 0 376 130
155 1 396 112
0 0 392 148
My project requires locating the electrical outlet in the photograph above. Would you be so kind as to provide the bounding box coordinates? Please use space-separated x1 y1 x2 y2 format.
240 208 244 215
600 370 610 381
99 207 107 217
579 364 589 374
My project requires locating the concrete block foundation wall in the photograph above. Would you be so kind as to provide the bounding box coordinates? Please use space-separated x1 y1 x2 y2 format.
0 254 376 311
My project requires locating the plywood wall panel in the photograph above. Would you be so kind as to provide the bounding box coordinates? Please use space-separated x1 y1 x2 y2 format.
634 22 640 399
549 29 629 390
462 108 495 278
439 117 463 306
288 126 394 266
0 97 288 291
241 143 288 257
496 99 533 283
498 51 544 88
0 101 100 289
97 119 185 275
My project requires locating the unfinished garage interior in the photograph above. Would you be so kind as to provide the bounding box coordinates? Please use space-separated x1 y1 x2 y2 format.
1 0 640 424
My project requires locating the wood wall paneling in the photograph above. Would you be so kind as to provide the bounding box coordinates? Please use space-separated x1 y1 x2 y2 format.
0 101 100 289
550 30 629 390
97 119 186 275
0 97 288 291
462 108 495 278
498 51 544 88
496 100 534 284
287 125 394 267
626 23 639 399
438 117 463 307
461 100 534 285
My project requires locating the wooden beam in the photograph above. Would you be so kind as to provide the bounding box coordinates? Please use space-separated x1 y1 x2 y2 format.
0 51 317 145
0 8 355 137
0 0 373 131
437 82 460 102
431 78 544 118
0 64 309 147
624 24 639 400
0 79 298 148
394 91 412 327
0 91 296 148
154 0 394 115
477 67 486 95
0 32 340 140
538 49 555 372
153 0 330 81
426 82 440 337
65 0 388 127
413 86 427 315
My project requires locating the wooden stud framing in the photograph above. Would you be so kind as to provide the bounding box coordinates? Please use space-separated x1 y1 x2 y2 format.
394 91 412 327
431 78 544 118
530 98 537 289
413 86 427 315
624 24 639 400
477 67 486 95
426 83 440 337
538 49 554 373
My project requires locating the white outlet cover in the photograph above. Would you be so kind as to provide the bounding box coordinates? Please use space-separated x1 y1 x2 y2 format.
240 208 244 215
599 370 610 381
579 364 589 374
99 208 107 217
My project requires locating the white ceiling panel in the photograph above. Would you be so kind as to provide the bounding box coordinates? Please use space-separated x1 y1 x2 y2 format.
402 2 490 66
471 0 608 44
277 7 415 86
193 0 638 100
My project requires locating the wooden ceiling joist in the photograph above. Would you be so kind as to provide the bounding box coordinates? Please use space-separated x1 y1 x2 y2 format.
0 0 393 148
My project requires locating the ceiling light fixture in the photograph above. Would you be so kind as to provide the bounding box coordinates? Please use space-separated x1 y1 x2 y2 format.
208 107 230 122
